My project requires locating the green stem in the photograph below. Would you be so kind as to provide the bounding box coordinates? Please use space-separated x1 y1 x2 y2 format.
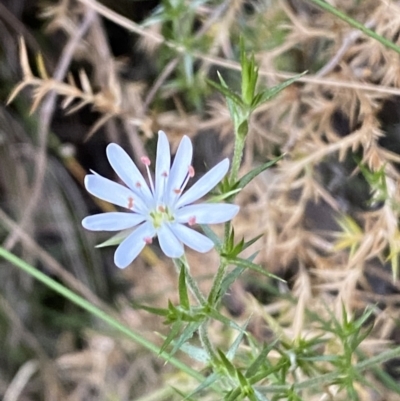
0 246 204 383
199 322 216 360
308 0 400 54
229 135 246 184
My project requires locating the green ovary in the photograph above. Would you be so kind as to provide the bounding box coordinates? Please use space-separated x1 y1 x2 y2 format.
150 205 174 229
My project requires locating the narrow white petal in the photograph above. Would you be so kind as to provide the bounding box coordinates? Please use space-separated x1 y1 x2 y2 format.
170 224 214 253
85 174 147 212
114 222 156 268
157 224 184 258
175 204 239 224
155 131 171 201
82 212 145 231
176 159 230 208
106 143 153 204
167 135 193 203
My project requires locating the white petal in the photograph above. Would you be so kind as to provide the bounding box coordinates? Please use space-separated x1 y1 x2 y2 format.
176 159 229 208
106 143 153 205
82 212 145 231
175 204 239 224
85 174 147 212
157 224 184 258
155 131 171 201
170 223 214 253
166 135 193 204
114 222 156 268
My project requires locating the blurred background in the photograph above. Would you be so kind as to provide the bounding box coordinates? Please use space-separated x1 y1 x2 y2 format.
2 0 400 400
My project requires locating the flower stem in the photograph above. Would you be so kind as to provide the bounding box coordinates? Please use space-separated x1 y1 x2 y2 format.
199 322 216 360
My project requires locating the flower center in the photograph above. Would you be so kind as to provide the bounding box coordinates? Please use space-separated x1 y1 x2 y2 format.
150 205 174 229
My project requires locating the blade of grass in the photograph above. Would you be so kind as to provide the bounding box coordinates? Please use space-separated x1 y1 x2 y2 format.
0 246 207 385
308 0 400 54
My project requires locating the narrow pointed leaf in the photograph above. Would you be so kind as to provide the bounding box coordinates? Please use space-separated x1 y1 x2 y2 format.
179 262 190 310
178 343 210 363
218 349 236 377
227 257 285 282
237 155 284 190
160 321 183 354
226 318 250 360
246 340 278 378
185 373 219 400
171 322 201 356
200 224 222 249
133 302 169 317
250 71 307 109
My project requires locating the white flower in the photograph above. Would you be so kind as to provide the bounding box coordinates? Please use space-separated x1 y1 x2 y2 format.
82 131 239 268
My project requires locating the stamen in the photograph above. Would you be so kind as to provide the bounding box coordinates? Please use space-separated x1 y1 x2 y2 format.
141 156 155 194
127 196 134 210
144 237 153 244
188 216 196 226
158 205 166 213
176 165 195 195
188 165 195 178
141 156 151 166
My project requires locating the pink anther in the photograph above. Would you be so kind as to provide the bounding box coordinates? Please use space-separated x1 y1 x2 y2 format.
141 156 151 166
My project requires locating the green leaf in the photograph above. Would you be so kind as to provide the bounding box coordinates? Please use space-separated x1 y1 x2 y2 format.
246 340 277 378
132 302 169 317
95 229 131 248
171 321 201 356
240 38 258 105
207 74 243 108
250 71 307 109
227 318 249 360
186 374 219 399
160 321 183 354
237 155 284 189
207 306 243 332
226 257 285 282
178 261 190 310
207 188 242 202
218 349 236 377
178 342 210 363
219 266 245 301
200 224 222 249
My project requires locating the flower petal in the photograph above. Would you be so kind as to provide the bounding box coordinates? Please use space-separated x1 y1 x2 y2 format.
167 135 193 204
82 212 145 231
114 222 156 268
155 131 171 201
176 158 230 208
157 224 184 258
170 223 214 253
85 174 148 212
175 204 239 224
106 143 153 205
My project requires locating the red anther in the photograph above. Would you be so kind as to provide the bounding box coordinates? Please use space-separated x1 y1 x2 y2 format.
188 165 195 177
162 171 168 177
127 196 134 209
136 181 141 188
141 156 151 166
188 216 196 226
158 205 166 212
174 188 182 194
144 237 153 244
